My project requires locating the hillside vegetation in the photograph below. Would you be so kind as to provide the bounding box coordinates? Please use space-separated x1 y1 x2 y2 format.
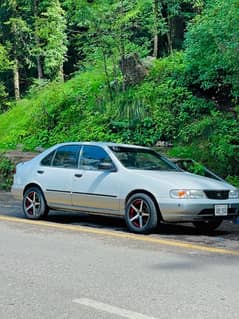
0 0 239 184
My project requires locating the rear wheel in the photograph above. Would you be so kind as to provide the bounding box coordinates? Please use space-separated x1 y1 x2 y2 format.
193 220 222 232
23 187 49 220
125 193 158 234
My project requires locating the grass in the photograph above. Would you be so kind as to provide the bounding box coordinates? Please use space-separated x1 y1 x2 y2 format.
0 67 106 151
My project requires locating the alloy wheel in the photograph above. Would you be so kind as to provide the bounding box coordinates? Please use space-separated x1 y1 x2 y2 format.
125 193 158 234
24 191 41 217
129 199 150 229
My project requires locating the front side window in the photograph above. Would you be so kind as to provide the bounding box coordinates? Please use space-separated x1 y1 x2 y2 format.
110 146 180 171
80 146 113 170
52 145 81 168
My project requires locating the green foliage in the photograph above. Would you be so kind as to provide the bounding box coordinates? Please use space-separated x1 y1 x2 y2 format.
0 44 11 71
170 110 239 178
1 1 32 63
36 0 67 79
110 117 158 146
0 66 115 150
0 1 238 183
185 0 239 98
0 83 10 113
0 33 11 110
0 49 238 181
186 162 206 176
226 176 239 188
0 154 14 190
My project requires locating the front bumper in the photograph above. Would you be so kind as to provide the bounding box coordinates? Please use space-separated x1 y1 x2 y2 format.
158 198 239 222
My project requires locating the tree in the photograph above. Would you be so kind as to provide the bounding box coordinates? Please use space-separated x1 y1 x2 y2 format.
32 0 44 80
0 44 11 111
150 0 205 57
185 0 239 100
36 0 67 81
0 0 31 99
0 44 11 71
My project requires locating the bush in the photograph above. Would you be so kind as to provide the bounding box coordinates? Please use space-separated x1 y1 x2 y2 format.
226 176 239 188
107 53 215 146
170 110 239 178
185 0 239 99
0 52 238 183
0 155 14 190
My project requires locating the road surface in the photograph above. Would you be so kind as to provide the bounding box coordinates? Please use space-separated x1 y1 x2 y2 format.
1 192 239 318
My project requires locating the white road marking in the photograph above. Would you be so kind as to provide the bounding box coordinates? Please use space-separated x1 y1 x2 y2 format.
73 298 158 319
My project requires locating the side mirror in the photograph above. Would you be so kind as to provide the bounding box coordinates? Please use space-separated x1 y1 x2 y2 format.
98 162 116 172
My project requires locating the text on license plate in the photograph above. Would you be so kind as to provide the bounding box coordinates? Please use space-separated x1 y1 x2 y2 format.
215 204 228 216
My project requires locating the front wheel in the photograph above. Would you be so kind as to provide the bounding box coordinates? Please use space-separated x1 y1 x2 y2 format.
193 220 222 233
23 187 49 220
125 193 158 234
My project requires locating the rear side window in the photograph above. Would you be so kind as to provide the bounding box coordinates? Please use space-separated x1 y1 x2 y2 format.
41 145 80 168
41 151 55 166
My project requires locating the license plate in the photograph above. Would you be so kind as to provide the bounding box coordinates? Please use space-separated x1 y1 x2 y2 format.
215 205 228 216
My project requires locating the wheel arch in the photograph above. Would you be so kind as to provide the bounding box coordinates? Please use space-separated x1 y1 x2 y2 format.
23 183 43 194
125 189 162 221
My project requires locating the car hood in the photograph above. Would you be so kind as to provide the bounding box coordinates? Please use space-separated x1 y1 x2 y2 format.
130 170 234 190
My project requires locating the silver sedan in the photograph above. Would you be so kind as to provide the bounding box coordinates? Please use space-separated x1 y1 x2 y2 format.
12 142 239 234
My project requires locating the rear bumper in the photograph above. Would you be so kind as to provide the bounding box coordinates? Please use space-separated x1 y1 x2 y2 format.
11 185 23 201
158 198 239 222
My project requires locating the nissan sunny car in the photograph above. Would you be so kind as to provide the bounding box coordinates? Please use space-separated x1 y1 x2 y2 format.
12 142 239 234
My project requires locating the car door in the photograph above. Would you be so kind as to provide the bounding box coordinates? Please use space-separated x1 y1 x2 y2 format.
36 144 81 208
71 145 120 215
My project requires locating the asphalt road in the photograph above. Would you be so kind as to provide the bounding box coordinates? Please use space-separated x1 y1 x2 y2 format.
1 192 239 250
1 192 239 318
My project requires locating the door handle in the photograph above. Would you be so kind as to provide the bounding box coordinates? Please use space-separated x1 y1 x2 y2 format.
37 170 44 174
74 174 83 178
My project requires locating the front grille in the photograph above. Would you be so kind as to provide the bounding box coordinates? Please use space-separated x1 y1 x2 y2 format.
204 190 229 200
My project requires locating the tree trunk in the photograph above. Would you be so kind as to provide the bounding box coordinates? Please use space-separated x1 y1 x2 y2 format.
153 34 159 58
119 0 126 90
102 48 113 100
34 0 44 80
36 56 43 80
153 0 159 58
166 31 173 54
58 64 64 82
13 58 20 100
166 15 173 54
119 0 126 59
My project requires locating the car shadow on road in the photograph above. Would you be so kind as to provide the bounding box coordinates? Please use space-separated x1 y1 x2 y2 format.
45 211 231 237
155 223 229 237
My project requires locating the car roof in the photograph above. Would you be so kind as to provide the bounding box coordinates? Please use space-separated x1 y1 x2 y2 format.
54 141 149 149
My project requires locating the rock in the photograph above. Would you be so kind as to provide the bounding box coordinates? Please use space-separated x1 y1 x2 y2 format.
141 56 156 69
119 53 148 87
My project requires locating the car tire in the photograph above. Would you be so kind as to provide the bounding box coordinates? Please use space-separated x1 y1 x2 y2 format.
125 193 158 234
193 220 222 232
23 187 49 220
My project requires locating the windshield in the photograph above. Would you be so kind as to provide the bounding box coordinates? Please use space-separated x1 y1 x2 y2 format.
110 146 180 171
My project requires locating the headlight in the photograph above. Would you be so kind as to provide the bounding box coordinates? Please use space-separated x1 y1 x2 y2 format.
229 189 239 199
170 189 206 199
